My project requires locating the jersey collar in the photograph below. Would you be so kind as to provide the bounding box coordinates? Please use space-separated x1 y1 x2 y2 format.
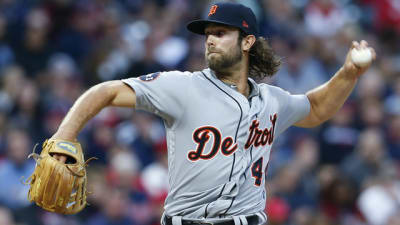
205 68 260 98
247 77 259 98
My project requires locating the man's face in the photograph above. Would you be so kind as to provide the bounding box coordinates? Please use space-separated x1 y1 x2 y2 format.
204 24 242 72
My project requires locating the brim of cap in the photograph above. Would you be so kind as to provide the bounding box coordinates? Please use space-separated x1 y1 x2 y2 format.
187 19 238 35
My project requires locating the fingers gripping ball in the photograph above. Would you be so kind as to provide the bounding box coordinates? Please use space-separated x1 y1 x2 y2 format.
26 139 96 214
351 48 372 67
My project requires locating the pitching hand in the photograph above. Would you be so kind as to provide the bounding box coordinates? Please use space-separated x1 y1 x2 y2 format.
343 40 376 79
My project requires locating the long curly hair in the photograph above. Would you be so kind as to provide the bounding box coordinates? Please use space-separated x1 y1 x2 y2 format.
239 31 281 80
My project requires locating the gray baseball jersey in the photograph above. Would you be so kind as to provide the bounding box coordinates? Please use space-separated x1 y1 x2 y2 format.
122 68 310 219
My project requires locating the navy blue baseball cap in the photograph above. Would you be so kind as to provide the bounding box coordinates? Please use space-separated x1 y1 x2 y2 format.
187 2 259 36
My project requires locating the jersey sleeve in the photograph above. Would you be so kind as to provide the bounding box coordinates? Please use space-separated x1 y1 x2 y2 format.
122 71 191 124
275 88 310 136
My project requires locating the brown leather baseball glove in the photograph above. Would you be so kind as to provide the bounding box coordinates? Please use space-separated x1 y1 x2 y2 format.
26 139 95 214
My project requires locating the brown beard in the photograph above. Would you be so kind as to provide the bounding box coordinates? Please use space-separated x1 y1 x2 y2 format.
206 43 242 73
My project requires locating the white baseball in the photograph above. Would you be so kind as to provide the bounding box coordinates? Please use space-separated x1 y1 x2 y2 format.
351 48 372 67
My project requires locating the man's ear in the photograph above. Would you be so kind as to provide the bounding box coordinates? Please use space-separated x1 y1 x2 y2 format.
242 35 256 52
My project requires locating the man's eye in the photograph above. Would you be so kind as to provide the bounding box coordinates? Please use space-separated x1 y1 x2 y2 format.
216 31 224 37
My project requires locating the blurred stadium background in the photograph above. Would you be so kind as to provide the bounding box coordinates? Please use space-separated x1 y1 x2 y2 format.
0 0 399 224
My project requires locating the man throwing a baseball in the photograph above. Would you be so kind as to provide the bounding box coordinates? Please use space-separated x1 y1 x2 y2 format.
29 2 375 224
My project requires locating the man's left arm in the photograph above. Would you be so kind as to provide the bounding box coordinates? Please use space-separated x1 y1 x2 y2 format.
295 40 376 128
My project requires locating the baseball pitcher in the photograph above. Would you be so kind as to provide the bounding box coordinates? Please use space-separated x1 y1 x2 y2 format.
26 2 375 225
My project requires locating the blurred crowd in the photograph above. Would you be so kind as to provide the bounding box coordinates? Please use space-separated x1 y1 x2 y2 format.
0 0 399 225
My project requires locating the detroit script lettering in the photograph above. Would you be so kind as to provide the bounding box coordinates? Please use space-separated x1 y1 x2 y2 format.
245 114 277 149
188 114 278 161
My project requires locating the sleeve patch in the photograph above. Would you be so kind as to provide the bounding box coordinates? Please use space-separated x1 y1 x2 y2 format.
139 72 161 82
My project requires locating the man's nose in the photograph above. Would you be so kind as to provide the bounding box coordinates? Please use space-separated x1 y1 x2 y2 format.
206 35 216 47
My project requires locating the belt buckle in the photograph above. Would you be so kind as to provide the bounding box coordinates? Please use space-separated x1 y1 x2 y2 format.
203 222 214 225
200 222 214 225
191 221 214 225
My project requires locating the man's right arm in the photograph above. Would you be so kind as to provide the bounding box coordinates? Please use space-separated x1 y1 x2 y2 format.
51 80 136 141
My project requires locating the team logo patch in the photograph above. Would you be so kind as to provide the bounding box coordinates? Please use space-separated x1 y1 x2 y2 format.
57 142 77 154
139 72 161 82
208 5 218 16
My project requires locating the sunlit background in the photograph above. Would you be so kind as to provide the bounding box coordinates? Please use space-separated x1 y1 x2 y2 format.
0 0 399 225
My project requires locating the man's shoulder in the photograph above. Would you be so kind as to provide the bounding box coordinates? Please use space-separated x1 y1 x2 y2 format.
151 70 205 83
257 83 291 97
161 70 202 77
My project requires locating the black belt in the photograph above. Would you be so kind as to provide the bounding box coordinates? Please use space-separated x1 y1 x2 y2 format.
164 215 259 225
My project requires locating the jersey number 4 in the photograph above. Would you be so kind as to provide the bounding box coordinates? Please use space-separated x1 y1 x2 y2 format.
251 157 263 186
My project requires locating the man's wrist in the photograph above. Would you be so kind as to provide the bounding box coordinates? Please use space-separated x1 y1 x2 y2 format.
51 130 77 141
338 66 359 82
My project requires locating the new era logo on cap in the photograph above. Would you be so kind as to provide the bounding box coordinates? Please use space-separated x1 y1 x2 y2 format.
242 20 249 28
